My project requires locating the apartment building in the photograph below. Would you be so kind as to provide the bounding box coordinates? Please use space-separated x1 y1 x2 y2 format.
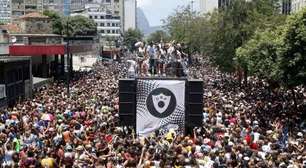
11 0 44 19
0 0 10 23
291 0 306 13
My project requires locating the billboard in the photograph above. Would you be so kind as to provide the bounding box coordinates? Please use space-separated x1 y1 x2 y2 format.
136 79 185 136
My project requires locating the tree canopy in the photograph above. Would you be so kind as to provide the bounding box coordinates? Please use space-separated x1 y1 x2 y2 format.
146 30 170 44
164 0 295 86
123 28 143 51
43 10 97 36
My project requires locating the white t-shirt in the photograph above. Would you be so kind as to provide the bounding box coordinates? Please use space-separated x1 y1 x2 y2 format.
253 132 260 142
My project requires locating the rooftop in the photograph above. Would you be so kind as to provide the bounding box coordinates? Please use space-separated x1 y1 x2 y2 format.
19 12 49 20
0 24 21 34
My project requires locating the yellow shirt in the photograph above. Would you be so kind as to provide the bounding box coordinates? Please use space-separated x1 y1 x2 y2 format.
41 157 55 168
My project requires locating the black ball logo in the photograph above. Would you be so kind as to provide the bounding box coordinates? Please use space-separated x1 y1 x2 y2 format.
146 88 176 118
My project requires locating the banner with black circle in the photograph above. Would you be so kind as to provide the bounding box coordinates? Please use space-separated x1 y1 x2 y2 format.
136 80 185 136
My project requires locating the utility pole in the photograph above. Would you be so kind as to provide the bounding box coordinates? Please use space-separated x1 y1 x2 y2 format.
66 15 70 98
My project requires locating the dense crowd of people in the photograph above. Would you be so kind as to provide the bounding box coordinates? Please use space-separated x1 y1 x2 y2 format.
128 41 189 78
0 54 305 167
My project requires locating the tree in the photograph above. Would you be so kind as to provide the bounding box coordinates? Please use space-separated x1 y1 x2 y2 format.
44 10 97 36
123 28 143 51
43 10 64 35
63 15 97 36
278 8 306 88
146 30 170 43
236 29 283 83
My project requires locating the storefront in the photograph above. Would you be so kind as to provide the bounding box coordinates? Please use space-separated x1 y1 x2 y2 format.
0 57 32 107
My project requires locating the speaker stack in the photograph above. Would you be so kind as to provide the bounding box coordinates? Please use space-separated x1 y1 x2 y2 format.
119 78 204 134
119 79 136 127
186 79 203 128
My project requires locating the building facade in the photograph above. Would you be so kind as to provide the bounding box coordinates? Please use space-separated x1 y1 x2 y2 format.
124 0 136 31
218 0 231 9
291 0 306 13
0 28 9 56
282 0 292 14
0 0 11 23
199 0 218 14
0 57 32 107
43 0 71 16
74 0 124 39
11 0 44 20
70 0 88 12
83 4 121 37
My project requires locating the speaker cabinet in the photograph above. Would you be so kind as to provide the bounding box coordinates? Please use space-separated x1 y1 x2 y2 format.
186 79 203 127
119 79 136 127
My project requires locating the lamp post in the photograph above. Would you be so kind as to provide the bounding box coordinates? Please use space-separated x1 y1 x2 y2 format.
66 15 70 98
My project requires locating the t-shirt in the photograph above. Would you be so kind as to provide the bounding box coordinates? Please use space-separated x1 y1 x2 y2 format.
4 150 14 162
41 157 55 168
253 132 260 142
147 46 155 58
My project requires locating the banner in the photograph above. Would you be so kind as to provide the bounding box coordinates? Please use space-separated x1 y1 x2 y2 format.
136 80 185 136
0 85 6 99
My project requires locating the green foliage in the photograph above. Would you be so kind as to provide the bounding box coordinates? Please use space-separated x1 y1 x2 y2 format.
44 10 97 36
164 0 285 73
43 10 63 35
236 29 283 82
63 15 97 36
123 28 143 51
278 8 306 87
236 3 306 88
146 30 170 43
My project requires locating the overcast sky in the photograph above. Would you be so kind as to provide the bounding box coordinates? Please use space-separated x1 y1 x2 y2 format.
137 0 201 26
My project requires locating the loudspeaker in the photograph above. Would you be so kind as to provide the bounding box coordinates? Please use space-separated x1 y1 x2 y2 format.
186 79 203 127
119 79 136 127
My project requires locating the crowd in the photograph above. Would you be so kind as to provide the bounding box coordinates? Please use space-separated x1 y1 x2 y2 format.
0 53 305 167
128 41 189 78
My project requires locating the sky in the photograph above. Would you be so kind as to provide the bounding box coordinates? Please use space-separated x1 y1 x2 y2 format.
137 0 200 27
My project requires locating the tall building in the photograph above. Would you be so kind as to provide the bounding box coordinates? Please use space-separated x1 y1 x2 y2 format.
11 0 44 20
0 0 10 23
199 0 218 14
291 0 306 13
43 0 71 16
282 0 292 14
218 0 231 9
123 0 136 31
75 0 123 39
70 0 87 12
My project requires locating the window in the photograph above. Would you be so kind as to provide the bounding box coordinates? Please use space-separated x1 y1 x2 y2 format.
94 15 97 19
107 30 110 33
100 15 104 19
112 23 115 27
101 30 105 33
89 15 93 19
107 23 110 27
112 30 115 34
100 23 105 26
